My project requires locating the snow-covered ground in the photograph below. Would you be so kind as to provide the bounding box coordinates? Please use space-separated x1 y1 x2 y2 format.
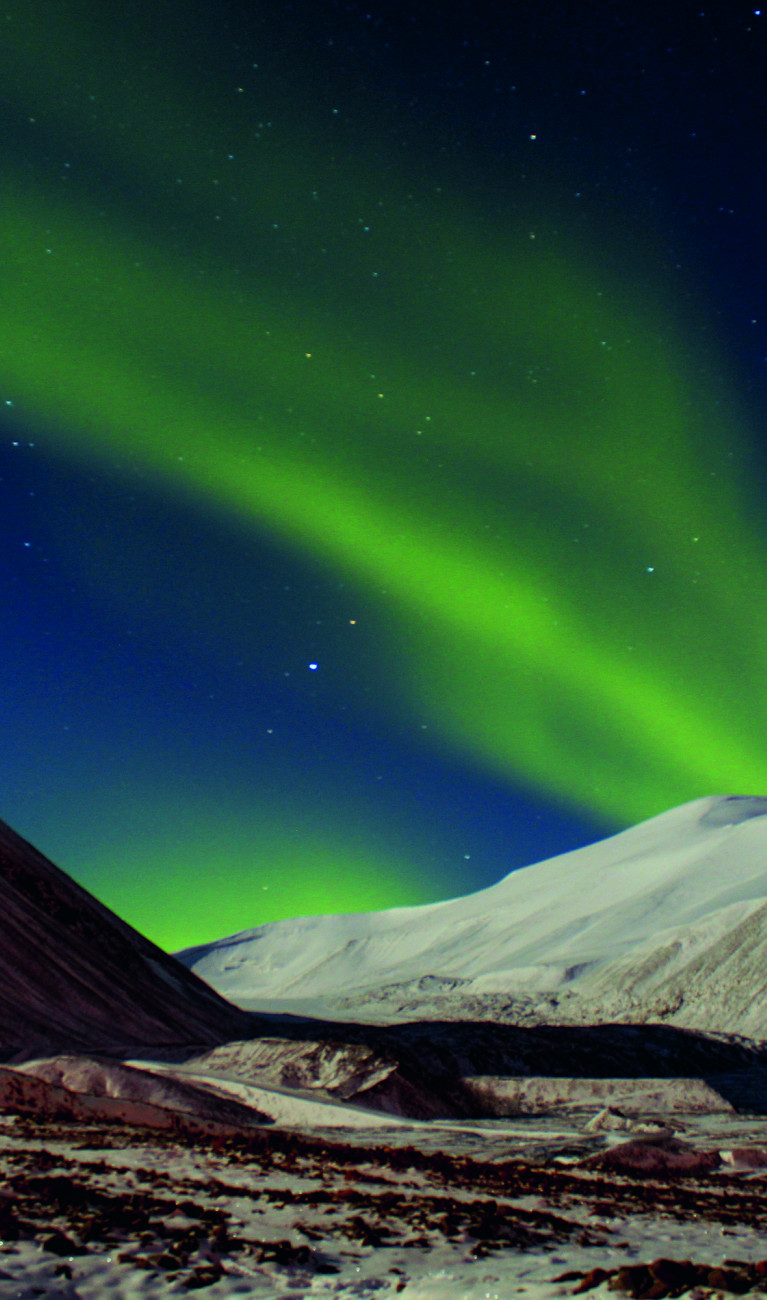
3 1098 767 1300
176 796 767 1038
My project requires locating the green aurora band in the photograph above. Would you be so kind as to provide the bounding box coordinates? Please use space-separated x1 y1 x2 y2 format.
3 2 767 926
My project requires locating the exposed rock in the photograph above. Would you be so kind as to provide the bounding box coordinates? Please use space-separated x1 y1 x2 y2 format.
15 1056 271 1127
584 1107 632 1132
0 1062 270 1134
0 817 255 1059
181 1020 760 1120
183 1037 455 1119
462 1075 732 1117
582 1136 722 1176
571 1256 767 1297
721 1146 767 1169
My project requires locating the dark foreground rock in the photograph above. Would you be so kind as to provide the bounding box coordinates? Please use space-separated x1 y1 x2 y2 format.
3 1111 767 1297
581 1135 723 1176
566 1256 767 1295
0 819 255 1058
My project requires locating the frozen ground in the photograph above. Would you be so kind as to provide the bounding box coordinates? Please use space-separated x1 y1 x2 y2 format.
1 1098 767 1299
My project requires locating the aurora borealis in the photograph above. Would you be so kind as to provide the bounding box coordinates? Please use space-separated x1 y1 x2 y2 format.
2 1 767 950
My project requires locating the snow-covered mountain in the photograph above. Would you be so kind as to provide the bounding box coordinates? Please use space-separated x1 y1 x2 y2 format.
4 802 764 1128
176 796 767 1038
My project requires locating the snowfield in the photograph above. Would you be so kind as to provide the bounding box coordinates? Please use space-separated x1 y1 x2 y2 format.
177 795 767 1037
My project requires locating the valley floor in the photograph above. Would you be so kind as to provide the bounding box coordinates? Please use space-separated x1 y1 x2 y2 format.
1 1106 767 1298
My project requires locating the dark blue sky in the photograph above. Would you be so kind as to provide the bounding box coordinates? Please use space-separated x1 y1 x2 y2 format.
2 0 766 949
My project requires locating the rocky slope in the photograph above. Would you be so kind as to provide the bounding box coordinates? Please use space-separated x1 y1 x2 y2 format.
0 817 255 1059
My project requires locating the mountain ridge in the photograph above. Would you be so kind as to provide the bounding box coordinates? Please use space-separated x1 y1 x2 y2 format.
176 795 767 1038
1 804 767 1123
0 816 255 1059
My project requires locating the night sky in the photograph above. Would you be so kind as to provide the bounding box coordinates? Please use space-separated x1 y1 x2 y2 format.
2 0 767 952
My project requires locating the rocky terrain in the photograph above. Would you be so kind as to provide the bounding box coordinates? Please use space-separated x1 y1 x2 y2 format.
0 818 254 1059
2 1103 767 1297
3 803 767 1294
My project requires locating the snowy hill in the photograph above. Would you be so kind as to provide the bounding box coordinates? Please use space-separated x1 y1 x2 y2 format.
176 796 767 1038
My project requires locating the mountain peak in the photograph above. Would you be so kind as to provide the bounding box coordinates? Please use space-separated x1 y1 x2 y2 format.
699 795 767 827
177 796 767 1039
